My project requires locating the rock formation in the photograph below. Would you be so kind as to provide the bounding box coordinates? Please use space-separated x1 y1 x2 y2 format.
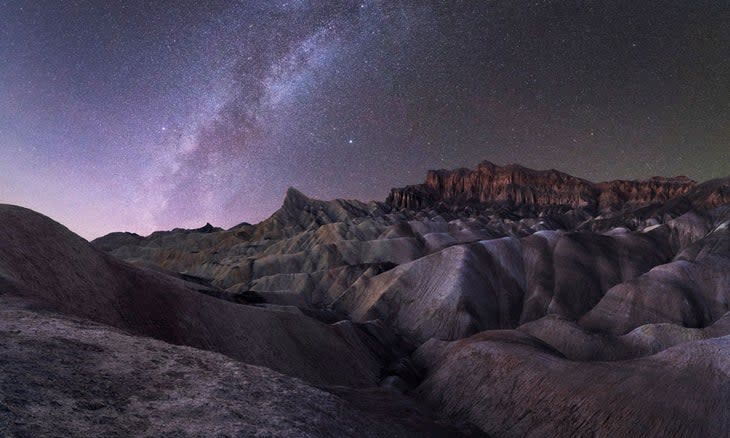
0 294 474 437
0 205 383 388
2 160 729 436
387 160 697 212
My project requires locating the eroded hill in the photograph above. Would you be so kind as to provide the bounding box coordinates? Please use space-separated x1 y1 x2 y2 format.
2 161 729 436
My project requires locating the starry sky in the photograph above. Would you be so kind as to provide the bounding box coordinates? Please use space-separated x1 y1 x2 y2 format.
1 0 728 239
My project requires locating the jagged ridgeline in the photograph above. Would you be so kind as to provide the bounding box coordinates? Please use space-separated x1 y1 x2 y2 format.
2 160 730 436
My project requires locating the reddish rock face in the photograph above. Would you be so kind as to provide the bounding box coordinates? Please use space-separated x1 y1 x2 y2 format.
387 160 696 211
595 176 696 210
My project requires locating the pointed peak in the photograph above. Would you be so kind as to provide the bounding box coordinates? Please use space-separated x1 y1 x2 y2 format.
283 187 310 208
193 222 220 233
285 186 308 199
286 186 306 195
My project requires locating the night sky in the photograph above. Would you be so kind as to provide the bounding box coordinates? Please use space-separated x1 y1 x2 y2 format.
1 1 728 239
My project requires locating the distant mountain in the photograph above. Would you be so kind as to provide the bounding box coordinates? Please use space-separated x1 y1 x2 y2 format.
387 160 697 212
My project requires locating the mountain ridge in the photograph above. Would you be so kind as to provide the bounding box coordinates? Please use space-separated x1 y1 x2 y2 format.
3 159 730 436
387 160 698 212
93 160 725 245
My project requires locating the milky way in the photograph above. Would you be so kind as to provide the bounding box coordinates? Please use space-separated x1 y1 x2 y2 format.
1 0 728 238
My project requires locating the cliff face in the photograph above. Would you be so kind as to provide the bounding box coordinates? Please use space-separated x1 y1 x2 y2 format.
387 160 696 211
595 177 696 210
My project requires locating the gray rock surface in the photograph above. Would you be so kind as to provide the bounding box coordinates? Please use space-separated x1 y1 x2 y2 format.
0 295 468 437
0 204 381 387
413 328 730 437
4 162 729 437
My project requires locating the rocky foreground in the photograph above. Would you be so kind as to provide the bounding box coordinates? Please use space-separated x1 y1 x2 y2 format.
2 160 730 437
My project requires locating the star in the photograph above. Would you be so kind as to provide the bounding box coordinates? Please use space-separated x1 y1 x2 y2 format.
0 1 725 239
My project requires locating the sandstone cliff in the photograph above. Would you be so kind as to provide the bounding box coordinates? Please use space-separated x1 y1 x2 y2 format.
387 160 696 212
